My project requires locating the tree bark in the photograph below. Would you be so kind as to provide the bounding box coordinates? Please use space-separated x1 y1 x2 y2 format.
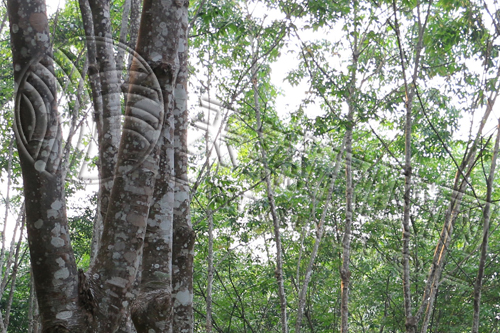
205 95 215 333
7 0 84 329
172 5 195 330
471 118 499 333
391 1 429 329
8 0 191 331
340 102 354 333
128 0 189 332
87 0 122 237
295 137 345 332
251 41 289 333
416 93 497 332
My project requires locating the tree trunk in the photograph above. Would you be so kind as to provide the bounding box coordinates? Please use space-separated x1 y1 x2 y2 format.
471 118 499 333
295 137 345 332
251 41 289 333
416 94 497 331
7 0 84 329
172 6 195 330
8 0 191 330
340 103 354 333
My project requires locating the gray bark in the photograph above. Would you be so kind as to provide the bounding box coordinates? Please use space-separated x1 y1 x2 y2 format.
172 5 195 330
251 42 288 333
8 0 190 330
87 0 122 230
472 118 500 333
7 0 84 329
416 93 497 332
295 137 346 332
391 1 428 329
340 103 354 333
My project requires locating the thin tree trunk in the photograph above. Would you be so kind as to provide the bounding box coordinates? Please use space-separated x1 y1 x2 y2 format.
78 0 106 262
295 136 346 332
4 230 27 328
206 207 214 333
128 0 141 51
416 93 497 331
0 205 25 296
205 94 215 333
472 118 500 333
120 0 185 331
0 137 13 272
0 136 13 331
251 42 288 333
87 0 122 226
81 0 123 272
340 102 354 333
391 0 429 329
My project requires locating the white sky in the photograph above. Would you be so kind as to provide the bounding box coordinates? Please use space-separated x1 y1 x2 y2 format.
46 0 65 15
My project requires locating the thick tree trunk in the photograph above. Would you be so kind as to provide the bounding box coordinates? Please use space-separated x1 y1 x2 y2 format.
7 0 84 330
172 7 195 330
9 0 190 330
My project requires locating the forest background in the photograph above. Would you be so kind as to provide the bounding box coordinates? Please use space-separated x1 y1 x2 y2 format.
0 0 499 332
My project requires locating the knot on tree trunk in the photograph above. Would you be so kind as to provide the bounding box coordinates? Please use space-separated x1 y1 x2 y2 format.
78 269 99 318
405 316 417 331
131 288 172 332
42 324 72 333
340 268 351 281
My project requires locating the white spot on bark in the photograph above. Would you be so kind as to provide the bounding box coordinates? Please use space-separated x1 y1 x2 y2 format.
107 276 128 288
36 32 48 42
51 200 63 210
12 24 19 33
14 64 21 71
34 219 43 229
34 160 46 172
159 219 170 231
175 289 192 306
55 257 65 267
51 237 65 247
178 41 185 52
151 52 162 62
51 223 61 235
47 209 58 219
54 267 69 279
56 311 72 320
174 191 189 208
